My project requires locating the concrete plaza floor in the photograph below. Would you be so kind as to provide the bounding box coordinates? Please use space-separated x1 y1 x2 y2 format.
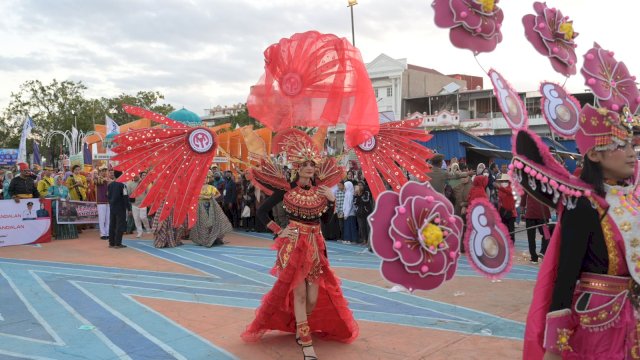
0 224 541 359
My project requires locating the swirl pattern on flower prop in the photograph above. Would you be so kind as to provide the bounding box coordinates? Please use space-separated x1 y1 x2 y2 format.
522 2 578 77
463 197 514 279
581 43 640 113
369 181 463 292
432 0 504 54
540 82 581 137
489 69 528 130
247 30 379 147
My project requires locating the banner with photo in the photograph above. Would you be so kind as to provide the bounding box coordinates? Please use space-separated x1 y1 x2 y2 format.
0 148 18 166
56 200 99 224
0 198 52 247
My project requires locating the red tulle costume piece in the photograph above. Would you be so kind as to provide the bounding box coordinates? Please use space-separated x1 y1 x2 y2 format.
247 30 379 147
241 226 359 343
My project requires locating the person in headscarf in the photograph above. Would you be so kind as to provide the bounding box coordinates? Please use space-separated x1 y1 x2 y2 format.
3 171 13 200
475 163 487 177
66 165 87 201
341 180 358 243
46 175 79 239
190 171 233 247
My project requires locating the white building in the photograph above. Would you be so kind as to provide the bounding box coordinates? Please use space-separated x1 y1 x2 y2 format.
365 53 476 120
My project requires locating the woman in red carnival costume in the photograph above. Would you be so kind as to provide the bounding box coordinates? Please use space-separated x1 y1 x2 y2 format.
241 129 357 359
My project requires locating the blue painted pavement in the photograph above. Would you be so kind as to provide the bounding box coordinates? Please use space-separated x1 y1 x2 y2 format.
0 233 537 359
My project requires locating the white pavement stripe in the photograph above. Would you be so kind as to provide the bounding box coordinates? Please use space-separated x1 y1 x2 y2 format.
0 349 57 360
0 269 65 346
29 272 132 360
71 281 189 360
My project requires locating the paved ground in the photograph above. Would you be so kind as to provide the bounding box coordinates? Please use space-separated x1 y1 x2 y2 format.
0 224 542 360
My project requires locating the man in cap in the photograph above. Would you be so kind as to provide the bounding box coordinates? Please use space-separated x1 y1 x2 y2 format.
37 167 54 197
8 162 39 202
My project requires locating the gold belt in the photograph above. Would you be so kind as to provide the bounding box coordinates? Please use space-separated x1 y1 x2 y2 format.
577 273 632 295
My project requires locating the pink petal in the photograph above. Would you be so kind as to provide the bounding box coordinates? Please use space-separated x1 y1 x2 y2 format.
370 191 400 260
450 26 500 54
432 0 457 28
381 260 446 291
450 0 483 29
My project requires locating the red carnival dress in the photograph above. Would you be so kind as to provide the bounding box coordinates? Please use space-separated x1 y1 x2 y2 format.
241 182 359 343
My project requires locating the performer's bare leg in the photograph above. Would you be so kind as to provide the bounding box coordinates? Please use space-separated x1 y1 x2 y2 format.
294 281 317 358
306 282 319 315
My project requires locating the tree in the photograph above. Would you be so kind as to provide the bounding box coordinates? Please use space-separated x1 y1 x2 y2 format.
226 109 263 129
1 80 91 141
0 79 175 163
100 91 175 124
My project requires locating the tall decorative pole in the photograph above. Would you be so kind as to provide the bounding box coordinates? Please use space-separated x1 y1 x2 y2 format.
347 0 358 46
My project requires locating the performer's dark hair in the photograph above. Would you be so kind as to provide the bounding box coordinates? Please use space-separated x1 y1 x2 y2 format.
580 156 605 197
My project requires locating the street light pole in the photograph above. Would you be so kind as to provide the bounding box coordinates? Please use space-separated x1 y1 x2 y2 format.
348 0 357 46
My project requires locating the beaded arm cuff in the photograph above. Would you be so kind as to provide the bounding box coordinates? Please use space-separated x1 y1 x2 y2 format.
266 221 282 235
543 309 575 354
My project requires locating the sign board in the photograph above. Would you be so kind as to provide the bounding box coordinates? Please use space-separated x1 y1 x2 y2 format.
56 200 99 224
0 198 52 247
70 153 84 167
213 156 229 163
92 153 111 160
0 148 18 166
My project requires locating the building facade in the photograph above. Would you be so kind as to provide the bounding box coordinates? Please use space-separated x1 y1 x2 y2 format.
365 54 481 120
201 103 246 126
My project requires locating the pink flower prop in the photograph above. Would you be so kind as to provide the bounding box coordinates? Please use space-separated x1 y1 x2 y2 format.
369 181 463 291
432 0 504 54
522 2 578 77
581 43 640 113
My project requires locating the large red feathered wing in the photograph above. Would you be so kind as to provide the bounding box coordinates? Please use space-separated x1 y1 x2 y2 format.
353 119 434 200
111 105 218 228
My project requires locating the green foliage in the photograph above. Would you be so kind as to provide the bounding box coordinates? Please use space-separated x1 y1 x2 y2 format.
0 80 175 162
221 109 263 129
99 91 175 124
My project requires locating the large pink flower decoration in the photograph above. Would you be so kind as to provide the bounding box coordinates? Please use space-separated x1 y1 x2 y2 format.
581 43 640 113
370 181 463 291
522 2 578 77
432 0 504 54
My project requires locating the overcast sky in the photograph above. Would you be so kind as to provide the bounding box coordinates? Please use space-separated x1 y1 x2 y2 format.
1 0 638 116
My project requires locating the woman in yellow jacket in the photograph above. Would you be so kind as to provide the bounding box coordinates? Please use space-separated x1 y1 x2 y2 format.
66 165 87 201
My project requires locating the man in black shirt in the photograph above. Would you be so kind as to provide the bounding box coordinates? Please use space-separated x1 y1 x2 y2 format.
107 171 131 249
8 163 39 202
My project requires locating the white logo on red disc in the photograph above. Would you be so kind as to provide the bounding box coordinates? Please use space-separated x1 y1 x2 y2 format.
188 129 214 153
358 136 376 152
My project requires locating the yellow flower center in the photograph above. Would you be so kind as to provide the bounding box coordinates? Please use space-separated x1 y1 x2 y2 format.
420 223 444 249
559 21 574 41
479 0 495 12
559 336 568 344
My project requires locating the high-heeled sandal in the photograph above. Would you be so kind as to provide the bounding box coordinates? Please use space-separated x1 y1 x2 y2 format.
301 344 318 360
